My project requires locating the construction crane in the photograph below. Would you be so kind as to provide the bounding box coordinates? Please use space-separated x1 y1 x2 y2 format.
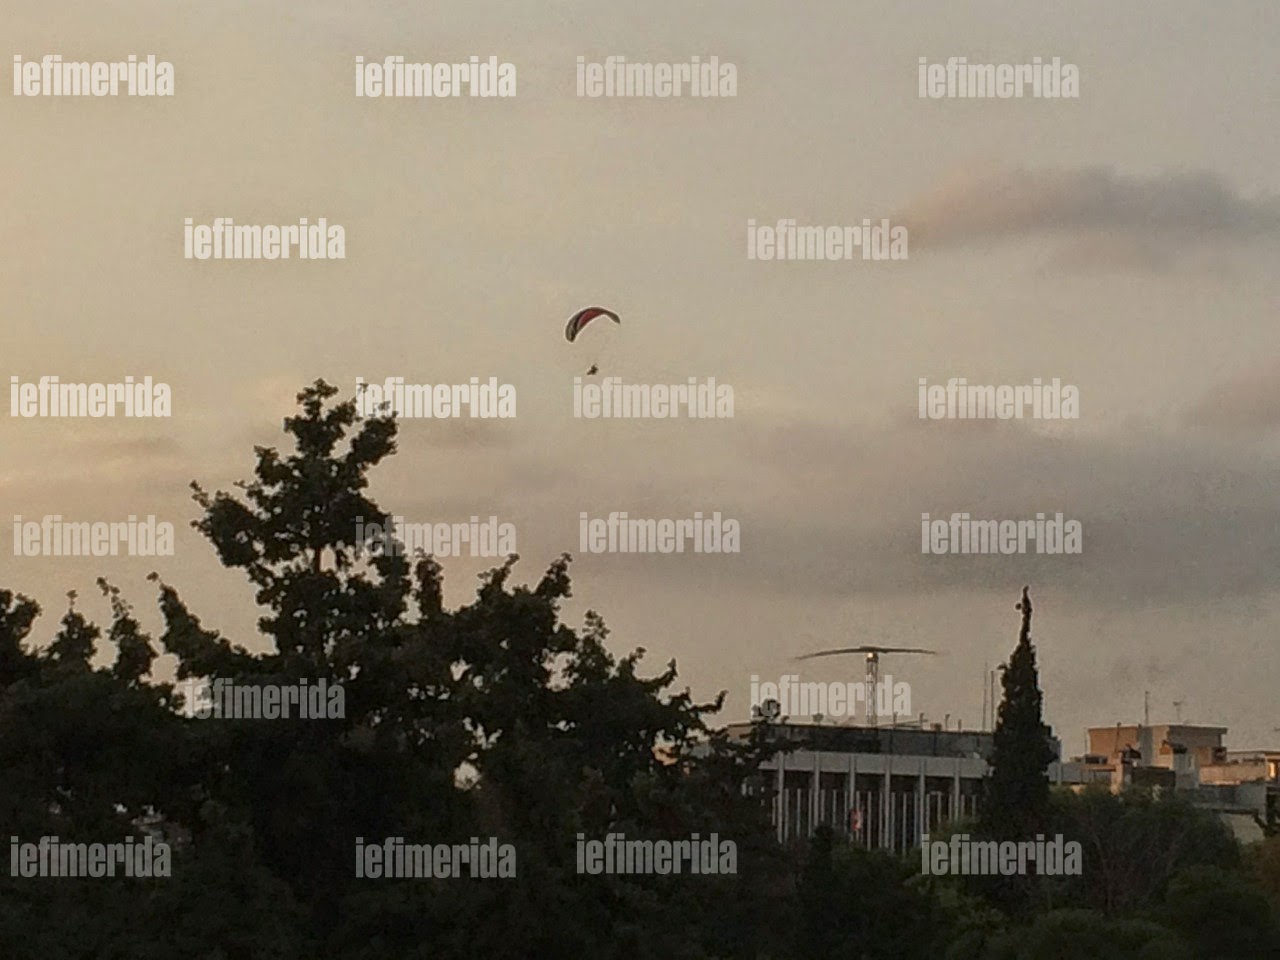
794 645 938 727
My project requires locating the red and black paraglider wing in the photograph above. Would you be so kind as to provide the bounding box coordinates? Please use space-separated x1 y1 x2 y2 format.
565 306 621 342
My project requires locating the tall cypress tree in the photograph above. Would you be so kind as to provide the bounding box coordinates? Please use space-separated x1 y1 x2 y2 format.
982 586 1055 839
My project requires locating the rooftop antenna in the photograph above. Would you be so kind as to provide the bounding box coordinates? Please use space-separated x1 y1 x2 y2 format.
1144 691 1150 727
795 644 938 727
1173 700 1185 723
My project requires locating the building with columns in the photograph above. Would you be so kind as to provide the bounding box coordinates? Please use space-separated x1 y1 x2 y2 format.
727 721 1071 850
729 719 1278 850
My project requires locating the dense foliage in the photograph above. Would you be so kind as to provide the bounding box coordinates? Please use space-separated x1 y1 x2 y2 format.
1 382 1275 958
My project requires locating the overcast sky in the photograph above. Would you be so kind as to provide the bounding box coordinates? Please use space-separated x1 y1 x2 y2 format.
3 0 1279 754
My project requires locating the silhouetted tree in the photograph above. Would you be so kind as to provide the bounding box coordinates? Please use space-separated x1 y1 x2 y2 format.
982 586 1055 840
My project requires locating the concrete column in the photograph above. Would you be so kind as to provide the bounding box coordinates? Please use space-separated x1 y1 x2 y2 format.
917 761 926 844
775 755 785 844
883 758 892 850
810 752 820 834
846 754 856 839
952 759 961 823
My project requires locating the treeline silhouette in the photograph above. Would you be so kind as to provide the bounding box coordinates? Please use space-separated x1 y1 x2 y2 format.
0 381 1276 959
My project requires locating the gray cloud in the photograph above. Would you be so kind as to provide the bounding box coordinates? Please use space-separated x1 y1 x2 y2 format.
1184 357 1280 431
898 166 1280 263
572 413 1280 607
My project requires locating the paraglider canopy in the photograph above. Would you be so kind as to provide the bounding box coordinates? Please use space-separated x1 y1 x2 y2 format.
565 306 620 342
